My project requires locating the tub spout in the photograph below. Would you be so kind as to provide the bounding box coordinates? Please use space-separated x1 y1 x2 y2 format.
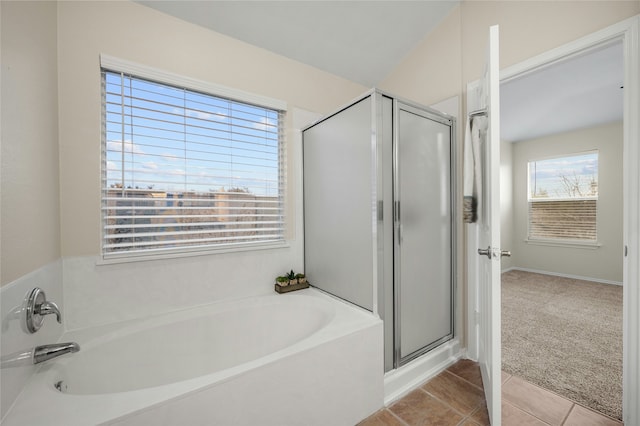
33 342 80 364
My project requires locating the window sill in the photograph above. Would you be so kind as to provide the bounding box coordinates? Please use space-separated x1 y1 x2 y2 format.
97 241 291 266
524 238 601 250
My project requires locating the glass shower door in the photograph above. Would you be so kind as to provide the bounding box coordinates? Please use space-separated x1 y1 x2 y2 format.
395 102 454 365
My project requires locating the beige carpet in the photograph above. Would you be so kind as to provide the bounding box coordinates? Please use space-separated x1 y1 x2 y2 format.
501 270 623 420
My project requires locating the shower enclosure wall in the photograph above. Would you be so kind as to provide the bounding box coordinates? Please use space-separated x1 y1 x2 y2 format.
302 90 456 371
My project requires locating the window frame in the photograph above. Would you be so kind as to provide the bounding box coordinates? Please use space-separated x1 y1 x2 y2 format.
99 55 288 262
525 151 599 246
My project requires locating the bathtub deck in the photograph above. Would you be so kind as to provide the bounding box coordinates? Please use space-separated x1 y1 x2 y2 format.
2 289 384 426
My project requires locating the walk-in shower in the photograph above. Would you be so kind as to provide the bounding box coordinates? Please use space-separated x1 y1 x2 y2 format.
302 90 456 371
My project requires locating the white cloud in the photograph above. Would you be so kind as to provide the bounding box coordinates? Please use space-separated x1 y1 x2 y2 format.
142 161 158 171
160 152 181 162
187 109 212 120
106 139 144 154
172 107 228 122
253 117 276 131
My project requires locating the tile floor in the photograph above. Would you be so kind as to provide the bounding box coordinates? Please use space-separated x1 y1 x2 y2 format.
359 359 622 426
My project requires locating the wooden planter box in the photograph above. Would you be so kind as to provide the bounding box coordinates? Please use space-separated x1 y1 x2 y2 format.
275 281 310 294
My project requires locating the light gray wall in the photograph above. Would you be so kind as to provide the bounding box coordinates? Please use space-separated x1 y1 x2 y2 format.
56 0 366 257
510 121 623 283
500 140 514 271
1 0 60 286
0 2 64 418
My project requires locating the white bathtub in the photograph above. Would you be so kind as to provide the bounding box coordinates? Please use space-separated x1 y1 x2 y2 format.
1 288 383 426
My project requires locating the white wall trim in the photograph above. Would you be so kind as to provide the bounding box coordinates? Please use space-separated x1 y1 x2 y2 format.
503 266 623 286
523 238 602 250
621 15 640 426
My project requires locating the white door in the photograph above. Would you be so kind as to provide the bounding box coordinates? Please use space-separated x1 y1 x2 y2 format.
468 25 503 425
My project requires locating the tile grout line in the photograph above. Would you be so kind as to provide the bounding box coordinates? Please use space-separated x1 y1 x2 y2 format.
503 400 554 426
456 415 481 426
445 368 485 392
384 408 411 426
442 368 489 424
419 386 485 422
502 391 566 426
502 373 513 385
562 401 624 425
465 405 488 426
504 373 622 424
560 403 576 426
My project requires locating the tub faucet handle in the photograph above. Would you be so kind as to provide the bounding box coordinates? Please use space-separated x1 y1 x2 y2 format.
24 287 62 334
37 301 61 323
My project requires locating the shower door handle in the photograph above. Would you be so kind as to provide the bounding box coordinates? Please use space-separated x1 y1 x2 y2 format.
395 201 402 245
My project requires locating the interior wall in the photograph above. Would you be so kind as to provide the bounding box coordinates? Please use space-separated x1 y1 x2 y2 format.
459 1 639 85
500 140 514 272
57 0 366 258
1 1 60 286
53 1 366 329
380 0 638 348
380 5 462 108
0 2 65 418
381 1 639 105
511 122 623 283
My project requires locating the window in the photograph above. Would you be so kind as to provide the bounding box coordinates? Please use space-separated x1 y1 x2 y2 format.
101 64 285 259
527 152 598 242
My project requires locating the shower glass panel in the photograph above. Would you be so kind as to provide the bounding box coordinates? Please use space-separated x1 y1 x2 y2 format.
395 103 453 363
302 90 455 371
302 97 375 311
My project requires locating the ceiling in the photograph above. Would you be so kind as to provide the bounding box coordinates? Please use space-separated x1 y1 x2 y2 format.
137 0 460 87
137 1 623 142
501 40 624 142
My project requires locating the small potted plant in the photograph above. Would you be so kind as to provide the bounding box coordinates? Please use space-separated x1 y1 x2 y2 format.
287 270 297 285
275 275 289 287
274 270 309 293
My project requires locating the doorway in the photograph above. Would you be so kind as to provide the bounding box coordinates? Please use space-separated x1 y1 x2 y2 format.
499 40 624 420
467 15 640 426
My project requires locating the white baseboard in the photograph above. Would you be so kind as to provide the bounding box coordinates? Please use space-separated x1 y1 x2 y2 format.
383 339 463 405
504 266 622 286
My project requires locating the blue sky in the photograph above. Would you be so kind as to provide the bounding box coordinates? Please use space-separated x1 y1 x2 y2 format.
103 71 280 197
528 152 598 199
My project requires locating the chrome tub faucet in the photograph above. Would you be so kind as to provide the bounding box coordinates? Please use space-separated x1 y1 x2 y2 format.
33 342 80 364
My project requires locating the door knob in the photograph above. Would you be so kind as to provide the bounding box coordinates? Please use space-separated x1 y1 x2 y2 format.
478 247 511 259
478 246 492 259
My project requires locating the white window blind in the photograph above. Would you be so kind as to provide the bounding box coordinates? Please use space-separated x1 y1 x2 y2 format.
527 152 598 242
101 69 285 259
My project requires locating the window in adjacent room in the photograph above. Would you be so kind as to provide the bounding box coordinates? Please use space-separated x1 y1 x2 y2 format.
101 64 286 260
527 151 598 242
